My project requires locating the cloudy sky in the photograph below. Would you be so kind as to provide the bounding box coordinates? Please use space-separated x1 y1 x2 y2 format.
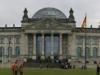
0 0 100 28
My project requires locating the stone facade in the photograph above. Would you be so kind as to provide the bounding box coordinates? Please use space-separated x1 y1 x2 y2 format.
0 7 100 63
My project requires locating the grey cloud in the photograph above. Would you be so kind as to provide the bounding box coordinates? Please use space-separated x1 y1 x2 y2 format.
0 0 100 27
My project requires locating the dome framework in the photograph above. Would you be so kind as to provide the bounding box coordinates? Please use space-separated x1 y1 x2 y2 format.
33 7 67 19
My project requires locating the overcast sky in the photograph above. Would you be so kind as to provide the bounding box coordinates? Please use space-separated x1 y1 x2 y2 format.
0 0 100 28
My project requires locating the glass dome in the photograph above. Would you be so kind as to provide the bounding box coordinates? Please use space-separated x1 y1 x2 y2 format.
33 7 67 19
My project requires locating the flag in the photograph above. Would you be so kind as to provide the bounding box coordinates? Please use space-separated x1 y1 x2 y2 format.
81 15 87 28
81 15 87 32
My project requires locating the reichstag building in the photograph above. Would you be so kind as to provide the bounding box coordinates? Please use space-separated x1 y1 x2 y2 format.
0 7 99 62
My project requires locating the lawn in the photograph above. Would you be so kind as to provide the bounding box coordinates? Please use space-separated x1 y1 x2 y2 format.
0 68 96 75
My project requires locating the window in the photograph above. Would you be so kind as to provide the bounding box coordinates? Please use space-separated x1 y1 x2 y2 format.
15 46 20 56
44 35 52 57
44 35 60 57
0 37 4 44
28 34 33 56
36 35 42 56
8 47 12 56
53 35 60 55
76 47 83 57
93 47 98 58
85 47 91 58
0 47 4 57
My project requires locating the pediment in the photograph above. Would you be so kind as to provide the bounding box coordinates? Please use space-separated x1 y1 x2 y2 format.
25 18 71 30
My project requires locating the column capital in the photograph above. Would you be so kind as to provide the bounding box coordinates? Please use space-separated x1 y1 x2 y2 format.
33 33 36 35
41 33 45 35
51 33 54 35
60 33 63 35
60 33 62 39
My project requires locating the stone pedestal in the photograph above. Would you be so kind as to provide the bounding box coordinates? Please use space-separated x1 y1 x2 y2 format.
32 56 36 60
50 55 54 60
59 56 63 60
41 56 45 60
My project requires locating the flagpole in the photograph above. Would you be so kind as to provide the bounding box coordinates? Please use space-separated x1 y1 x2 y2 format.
81 14 87 69
84 14 87 69
2 47 3 67
84 26 87 69
8 37 11 67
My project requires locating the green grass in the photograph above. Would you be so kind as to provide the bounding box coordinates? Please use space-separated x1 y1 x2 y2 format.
0 68 96 75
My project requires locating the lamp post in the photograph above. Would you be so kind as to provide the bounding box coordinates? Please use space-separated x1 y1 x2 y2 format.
1 37 4 67
1 46 3 67
8 37 11 67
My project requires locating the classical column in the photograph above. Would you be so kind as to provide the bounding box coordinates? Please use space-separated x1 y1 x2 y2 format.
33 33 36 59
41 33 45 59
21 33 28 58
98 38 100 59
82 35 87 63
12 36 15 59
59 33 63 59
51 33 54 59
82 38 85 57
90 37 92 59
12 36 15 56
25 34 28 57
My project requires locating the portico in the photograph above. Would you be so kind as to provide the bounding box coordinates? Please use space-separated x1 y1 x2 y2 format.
25 30 71 60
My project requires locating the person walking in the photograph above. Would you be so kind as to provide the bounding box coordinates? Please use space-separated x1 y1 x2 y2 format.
96 64 100 75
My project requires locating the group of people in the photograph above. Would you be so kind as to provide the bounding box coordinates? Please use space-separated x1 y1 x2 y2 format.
11 60 24 75
61 62 75 69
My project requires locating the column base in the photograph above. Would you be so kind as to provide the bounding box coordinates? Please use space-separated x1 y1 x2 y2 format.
50 56 54 60
59 56 63 60
32 56 36 60
41 56 45 60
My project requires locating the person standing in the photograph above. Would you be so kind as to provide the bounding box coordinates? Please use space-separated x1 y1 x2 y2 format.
19 63 24 75
11 61 18 75
14 61 18 75
96 64 100 75
11 63 15 75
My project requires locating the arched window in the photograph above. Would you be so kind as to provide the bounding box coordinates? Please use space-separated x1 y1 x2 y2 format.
8 47 12 56
93 47 98 58
86 47 90 58
0 47 4 57
76 47 83 57
15 46 20 56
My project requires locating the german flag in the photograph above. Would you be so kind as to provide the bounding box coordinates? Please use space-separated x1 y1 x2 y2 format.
81 15 87 32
